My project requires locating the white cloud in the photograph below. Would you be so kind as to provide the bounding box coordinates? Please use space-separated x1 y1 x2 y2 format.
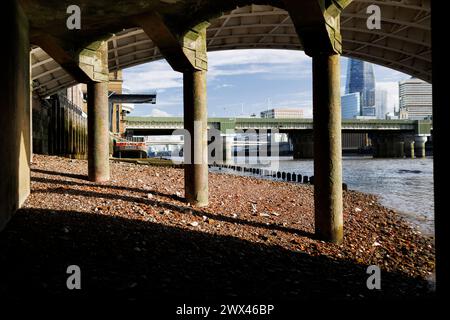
123 49 311 92
144 108 172 117
208 49 311 80
123 60 182 92
208 49 310 67
214 83 234 89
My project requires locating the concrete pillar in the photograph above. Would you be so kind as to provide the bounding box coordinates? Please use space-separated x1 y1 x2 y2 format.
183 70 208 206
87 80 110 182
414 135 427 159
0 1 30 231
393 135 405 158
312 53 343 244
69 107 74 157
386 134 404 158
292 132 314 159
404 135 415 158
377 135 388 158
372 134 404 158
75 112 80 157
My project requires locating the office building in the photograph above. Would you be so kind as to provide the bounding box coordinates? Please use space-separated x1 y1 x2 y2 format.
260 108 304 119
345 58 376 116
375 89 388 119
399 78 432 120
341 92 360 119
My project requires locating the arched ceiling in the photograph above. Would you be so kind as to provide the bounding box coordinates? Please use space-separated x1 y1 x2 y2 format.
31 1 431 97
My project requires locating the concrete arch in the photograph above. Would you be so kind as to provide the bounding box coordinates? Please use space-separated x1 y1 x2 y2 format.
30 1 431 97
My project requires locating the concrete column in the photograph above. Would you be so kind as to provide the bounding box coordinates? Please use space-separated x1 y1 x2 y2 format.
0 1 30 231
386 134 404 158
372 134 406 158
292 132 314 159
414 135 427 159
183 70 208 206
404 135 415 158
312 53 343 244
69 107 74 157
393 135 405 158
87 80 110 182
377 136 387 158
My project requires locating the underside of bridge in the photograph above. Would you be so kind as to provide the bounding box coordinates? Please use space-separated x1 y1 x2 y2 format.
30 0 431 97
1 0 431 245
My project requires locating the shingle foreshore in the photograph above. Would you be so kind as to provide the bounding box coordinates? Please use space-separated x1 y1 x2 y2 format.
0 155 435 300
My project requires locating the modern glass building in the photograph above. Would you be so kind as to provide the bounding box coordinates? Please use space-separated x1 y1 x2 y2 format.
345 58 376 116
341 92 360 119
375 89 388 119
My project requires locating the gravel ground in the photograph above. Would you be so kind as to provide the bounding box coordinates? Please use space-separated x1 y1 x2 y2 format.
0 155 435 301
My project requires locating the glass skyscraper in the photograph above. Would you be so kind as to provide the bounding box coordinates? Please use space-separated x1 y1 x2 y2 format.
375 89 388 119
341 93 360 119
345 58 376 116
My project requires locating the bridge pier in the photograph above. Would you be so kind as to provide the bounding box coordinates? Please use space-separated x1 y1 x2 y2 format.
0 1 30 231
371 133 428 159
414 135 427 159
404 135 415 158
291 132 314 159
372 133 405 158
184 69 208 207
312 53 343 244
87 41 110 182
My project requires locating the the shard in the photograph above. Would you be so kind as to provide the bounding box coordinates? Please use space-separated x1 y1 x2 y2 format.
345 58 376 116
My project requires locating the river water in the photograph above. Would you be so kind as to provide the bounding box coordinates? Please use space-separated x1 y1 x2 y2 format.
209 156 434 237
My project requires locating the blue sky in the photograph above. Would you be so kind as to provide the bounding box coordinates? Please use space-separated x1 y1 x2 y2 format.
122 49 411 118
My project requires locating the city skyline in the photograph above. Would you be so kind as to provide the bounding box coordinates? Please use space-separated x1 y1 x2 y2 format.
123 49 412 118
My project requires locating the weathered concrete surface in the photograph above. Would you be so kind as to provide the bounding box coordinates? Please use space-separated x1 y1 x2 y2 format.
87 78 110 182
283 0 352 55
25 0 283 44
184 69 208 207
87 79 110 182
87 41 110 182
312 53 343 243
33 34 110 84
0 1 30 231
136 12 209 73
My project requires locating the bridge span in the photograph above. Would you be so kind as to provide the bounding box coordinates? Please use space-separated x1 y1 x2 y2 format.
125 117 432 159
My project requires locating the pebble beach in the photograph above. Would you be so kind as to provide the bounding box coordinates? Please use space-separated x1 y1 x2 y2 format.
0 155 435 301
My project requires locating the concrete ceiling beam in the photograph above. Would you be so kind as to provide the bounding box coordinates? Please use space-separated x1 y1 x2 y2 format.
134 12 209 73
282 0 353 55
33 35 110 84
